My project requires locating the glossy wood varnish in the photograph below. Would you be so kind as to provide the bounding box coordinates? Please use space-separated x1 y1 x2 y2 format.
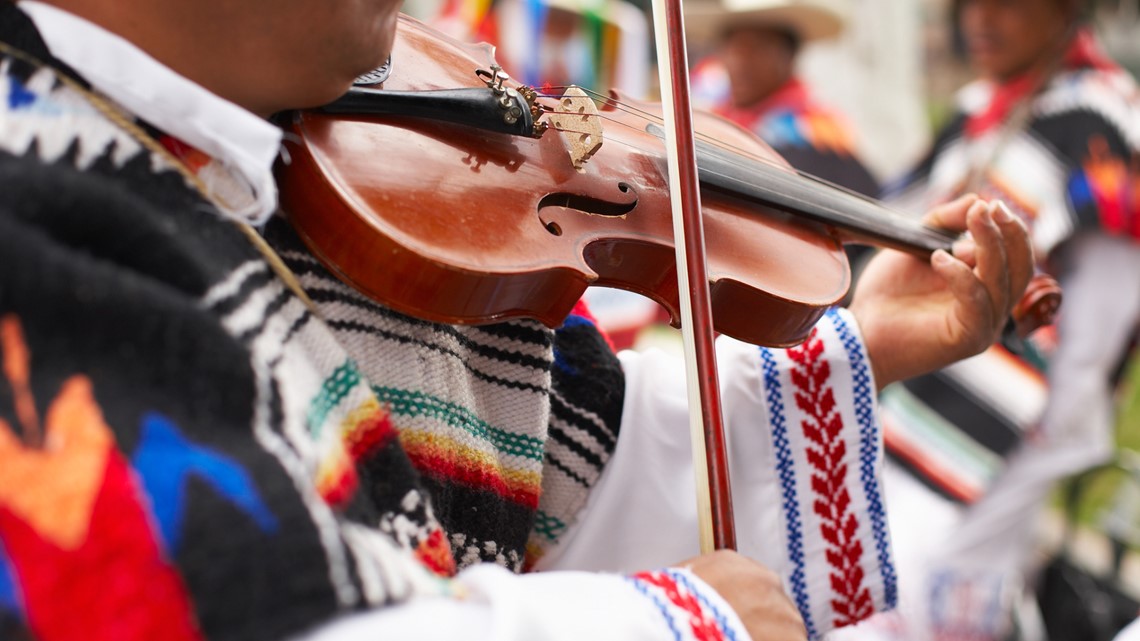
278 14 849 347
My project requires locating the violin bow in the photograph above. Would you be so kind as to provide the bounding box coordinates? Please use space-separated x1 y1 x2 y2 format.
648 0 736 551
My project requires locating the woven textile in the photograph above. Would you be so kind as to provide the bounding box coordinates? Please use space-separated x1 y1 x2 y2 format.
890 30 1140 257
882 30 1140 503
0 7 623 639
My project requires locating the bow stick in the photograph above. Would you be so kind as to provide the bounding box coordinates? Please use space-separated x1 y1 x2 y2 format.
648 0 736 551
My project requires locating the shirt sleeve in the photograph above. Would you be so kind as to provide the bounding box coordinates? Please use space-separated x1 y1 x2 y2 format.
536 308 897 639
1032 80 1140 250
288 564 752 641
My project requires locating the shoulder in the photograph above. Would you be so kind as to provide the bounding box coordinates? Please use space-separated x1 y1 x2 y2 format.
758 103 860 156
1034 68 1140 152
0 51 194 209
0 54 258 297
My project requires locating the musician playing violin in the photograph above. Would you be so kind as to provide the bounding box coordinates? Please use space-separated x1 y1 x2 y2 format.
0 0 1031 640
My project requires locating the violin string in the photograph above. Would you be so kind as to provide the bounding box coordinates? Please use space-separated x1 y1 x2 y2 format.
540 106 776 168
534 86 774 166
529 86 930 232
539 111 809 194
541 93 766 162
538 110 811 200
536 111 931 240
540 98 908 215
531 83 886 189
539 85 661 122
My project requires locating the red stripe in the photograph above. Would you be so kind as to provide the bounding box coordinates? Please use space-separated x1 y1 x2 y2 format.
414 528 457 577
788 329 874 628
345 410 396 461
321 408 394 507
882 419 981 504
631 571 725 641
404 450 540 509
318 465 359 508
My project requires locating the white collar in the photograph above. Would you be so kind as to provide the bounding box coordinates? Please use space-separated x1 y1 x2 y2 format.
17 0 283 225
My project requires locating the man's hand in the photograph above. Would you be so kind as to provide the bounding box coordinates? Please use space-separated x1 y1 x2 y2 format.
849 194 1034 390
682 550 806 641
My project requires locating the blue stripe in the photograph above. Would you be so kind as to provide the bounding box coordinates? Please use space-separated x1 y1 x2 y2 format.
1067 170 1094 209
0 539 22 620
625 576 683 641
666 569 739 641
826 308 898 609
759 346 817 639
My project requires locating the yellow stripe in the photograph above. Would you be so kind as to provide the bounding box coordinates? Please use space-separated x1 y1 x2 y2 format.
398 429 542 494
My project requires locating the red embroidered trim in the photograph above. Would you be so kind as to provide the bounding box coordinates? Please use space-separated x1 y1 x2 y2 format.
631 571 725 641
414 528 457 577
788 329 873 628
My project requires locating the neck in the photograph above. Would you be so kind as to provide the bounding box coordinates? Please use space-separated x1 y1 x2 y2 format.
733 74 798 112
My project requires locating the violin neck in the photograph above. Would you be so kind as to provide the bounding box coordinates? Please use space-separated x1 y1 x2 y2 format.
647 124 956 256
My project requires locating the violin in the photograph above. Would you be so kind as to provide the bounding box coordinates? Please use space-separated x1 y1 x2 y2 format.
277 13 1059 349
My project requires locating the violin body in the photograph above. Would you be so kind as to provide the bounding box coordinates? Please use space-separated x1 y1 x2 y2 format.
278 13 849 348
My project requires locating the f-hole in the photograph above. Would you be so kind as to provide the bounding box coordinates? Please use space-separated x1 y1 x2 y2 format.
538 182 638 235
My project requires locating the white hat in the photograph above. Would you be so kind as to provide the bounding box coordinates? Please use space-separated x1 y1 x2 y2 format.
685 0 846 44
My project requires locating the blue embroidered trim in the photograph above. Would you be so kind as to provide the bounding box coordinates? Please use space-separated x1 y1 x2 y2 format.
6 76 36 111
826 308 898 608
759 347 817 640
666 569 739 641
0 538 23 620
625 576 683 641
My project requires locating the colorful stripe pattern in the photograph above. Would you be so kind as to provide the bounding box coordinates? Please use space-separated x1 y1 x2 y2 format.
1068 134 1140 239
274 244 625 573
878 345 1045 504
0 30 619 639
829 309 897 610
759 345 815 638
787 329 873 628
759 311 894 638
890 61 1140 257
626 569 738 641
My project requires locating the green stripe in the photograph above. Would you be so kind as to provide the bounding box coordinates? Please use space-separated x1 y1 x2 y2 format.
532 510 567 541
880 385 1001 481
308 360 362 435
372 386 545 462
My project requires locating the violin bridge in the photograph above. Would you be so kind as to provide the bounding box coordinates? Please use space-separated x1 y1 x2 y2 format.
544 86 603 172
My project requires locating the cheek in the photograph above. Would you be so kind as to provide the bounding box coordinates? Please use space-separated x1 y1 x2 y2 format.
302 1 396 60
370 6 400 61
335 1 400 75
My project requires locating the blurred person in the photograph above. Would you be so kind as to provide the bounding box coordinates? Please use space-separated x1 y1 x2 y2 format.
687 0 880 198
832 1 1140 639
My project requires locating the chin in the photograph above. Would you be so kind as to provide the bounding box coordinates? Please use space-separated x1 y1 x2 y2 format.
969 54 1002 77
314 78 358 108
276 78 354 113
